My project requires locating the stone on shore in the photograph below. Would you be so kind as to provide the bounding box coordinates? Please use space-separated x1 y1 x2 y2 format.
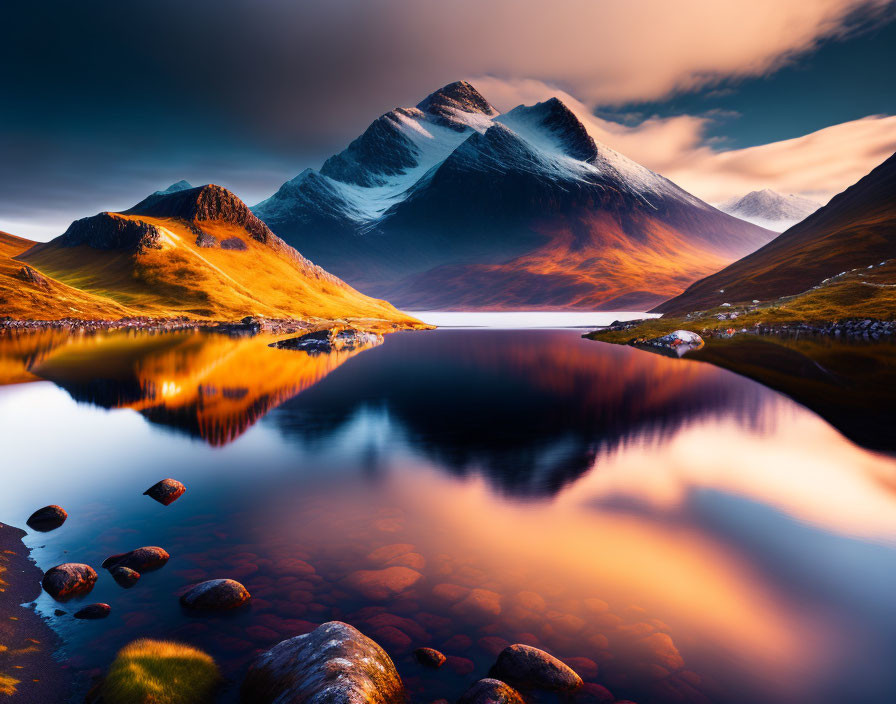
414 647 446 668
639 330 704 357
74 603 111 619
458 678 525 704
110 566 141 588
180 579 250 611
143 479 186 506
26 505 67 532
42 563 98 601
490 644 583 692
241 621 404 704
102 546 169 572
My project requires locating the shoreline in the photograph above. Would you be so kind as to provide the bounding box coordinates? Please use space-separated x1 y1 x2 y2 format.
0 522 69 701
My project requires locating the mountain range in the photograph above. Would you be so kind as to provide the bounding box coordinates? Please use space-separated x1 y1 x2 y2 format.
718 189 821 232
656 150 896 315
1 184 418 327
253 81 775 311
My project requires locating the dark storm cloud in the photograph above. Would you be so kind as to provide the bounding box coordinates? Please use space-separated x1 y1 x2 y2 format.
1 0 893 239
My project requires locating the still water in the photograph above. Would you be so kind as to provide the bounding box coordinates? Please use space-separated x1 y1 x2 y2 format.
1 323 896 703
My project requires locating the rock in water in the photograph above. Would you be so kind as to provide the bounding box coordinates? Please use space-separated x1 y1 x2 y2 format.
26 505 68 532
270 328 383 354
458 679 525 704
102 547 169 572
638 330 704 357
110 566 141 588
42 563 98 601
414 647 446 668
180 579 251 611
143 478 186 506
241 621 405 704
74 603 111 619
490 644 583 692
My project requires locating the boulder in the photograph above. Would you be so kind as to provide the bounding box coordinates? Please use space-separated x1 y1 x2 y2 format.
638 330 704 357
180 579 250 611
26 505 67 532
452 588 502 617
143 479 186 506
74 603 111 619
414 647 446 668
17 265 49 288
490 644 583 692
270 328 383 355
457 679 525 704
241 621 404 704
110 566 141 588
42 563 98 601
102 546 169 572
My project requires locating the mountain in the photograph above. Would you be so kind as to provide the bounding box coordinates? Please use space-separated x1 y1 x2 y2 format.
655 151 896 315
8 184 419 325
254 81 774 311
719 189 821 232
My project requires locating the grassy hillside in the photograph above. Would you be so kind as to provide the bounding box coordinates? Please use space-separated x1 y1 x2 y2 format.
588 260 896 345
0 231 134 320
4 185 423 328
656 151 896 315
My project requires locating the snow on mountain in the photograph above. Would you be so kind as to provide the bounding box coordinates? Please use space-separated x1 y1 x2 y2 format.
719 188 821 232
154 180 193 196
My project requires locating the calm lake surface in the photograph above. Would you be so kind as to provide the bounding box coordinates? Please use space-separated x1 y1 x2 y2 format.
2 320 896 704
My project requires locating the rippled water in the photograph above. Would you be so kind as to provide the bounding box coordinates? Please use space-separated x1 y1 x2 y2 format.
2 324 896 703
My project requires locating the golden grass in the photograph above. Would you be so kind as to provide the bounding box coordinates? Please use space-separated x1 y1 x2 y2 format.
587 261 896 345
101 640 219 704
16 216 421 326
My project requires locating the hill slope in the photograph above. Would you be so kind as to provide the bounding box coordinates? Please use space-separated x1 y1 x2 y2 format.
253 82 774 311
12 185 419 326
656 152 896 315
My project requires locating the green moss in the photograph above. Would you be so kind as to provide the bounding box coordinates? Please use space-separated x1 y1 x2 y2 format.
101 640 220 704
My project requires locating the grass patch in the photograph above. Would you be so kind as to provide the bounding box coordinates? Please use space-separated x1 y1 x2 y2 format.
100 639 220 704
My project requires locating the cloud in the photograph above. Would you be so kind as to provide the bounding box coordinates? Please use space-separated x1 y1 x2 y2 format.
472 76 896 204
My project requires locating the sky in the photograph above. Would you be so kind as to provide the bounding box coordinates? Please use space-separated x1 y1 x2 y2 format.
1 0 895 241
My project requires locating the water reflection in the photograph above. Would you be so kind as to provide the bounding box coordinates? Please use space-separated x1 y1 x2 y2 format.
2 329 896 704
2 330 379 446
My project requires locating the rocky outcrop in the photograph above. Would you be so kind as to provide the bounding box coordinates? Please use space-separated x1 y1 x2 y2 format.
102 546 170 572
57 212 163 253
143 478 186 506
125 184 277 246
270 328 383 355
180 579 250 610
636 330 704 357
17 265 49 288
42 563 98 601
241 621 405 704
490 644 583 692
458 679 525 704
26 504 67 531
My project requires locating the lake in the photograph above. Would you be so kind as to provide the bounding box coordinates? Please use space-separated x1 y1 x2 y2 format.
2 319 896 704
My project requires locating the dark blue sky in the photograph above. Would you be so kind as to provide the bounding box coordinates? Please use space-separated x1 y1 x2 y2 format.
1 0 894 240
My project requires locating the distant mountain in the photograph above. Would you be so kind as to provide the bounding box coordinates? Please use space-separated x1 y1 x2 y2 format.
154 180 193 196
655 151 896 315
8 184 419 325
254 81 774 311
719 189 820 232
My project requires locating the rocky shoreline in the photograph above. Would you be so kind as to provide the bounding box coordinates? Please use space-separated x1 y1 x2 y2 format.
0 522 70 701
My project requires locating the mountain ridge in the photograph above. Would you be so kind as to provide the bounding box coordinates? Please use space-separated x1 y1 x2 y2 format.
253 81 774 310
719 188 820 232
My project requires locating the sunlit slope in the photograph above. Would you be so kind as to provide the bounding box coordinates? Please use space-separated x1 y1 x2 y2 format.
656 151 896 315
14 185 421 326
0 231 134 320
29 330 378 445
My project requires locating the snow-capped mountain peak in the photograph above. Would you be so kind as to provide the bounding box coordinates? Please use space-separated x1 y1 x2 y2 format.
719 189 821 231
155 180 193 196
